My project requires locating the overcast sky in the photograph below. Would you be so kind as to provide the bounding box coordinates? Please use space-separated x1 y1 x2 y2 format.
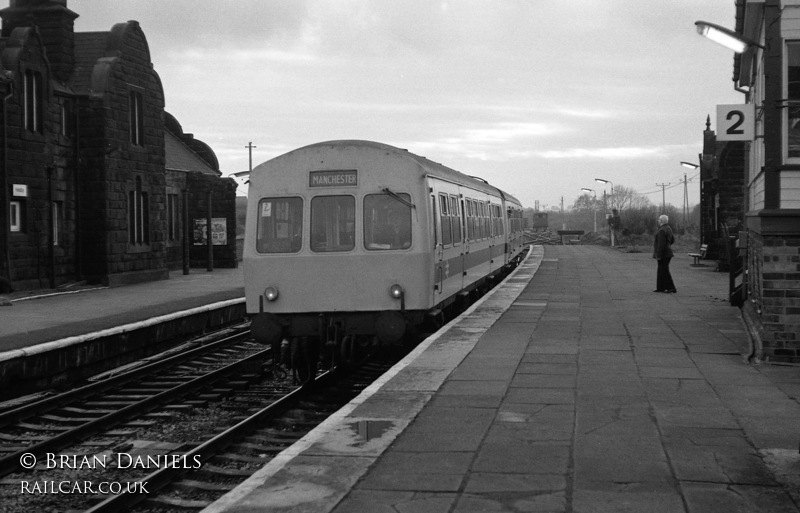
69 0 743 211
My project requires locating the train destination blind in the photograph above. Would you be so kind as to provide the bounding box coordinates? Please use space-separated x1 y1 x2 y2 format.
309 170 358 188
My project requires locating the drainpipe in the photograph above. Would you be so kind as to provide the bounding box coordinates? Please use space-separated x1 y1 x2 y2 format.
47 165 55 289
73 99 81 281
182 188 189 275
2 78 13 284
206 189 213 272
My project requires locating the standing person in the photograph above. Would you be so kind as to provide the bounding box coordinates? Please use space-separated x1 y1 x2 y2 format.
653 214 676 293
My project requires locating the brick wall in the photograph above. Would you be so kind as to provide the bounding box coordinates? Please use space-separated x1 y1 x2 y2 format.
748 232 800 362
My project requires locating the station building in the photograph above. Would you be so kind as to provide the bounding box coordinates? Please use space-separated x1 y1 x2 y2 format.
0 0 237 292
700 0 800 363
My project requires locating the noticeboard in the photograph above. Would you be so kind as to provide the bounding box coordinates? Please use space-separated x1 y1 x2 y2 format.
193 218 227 245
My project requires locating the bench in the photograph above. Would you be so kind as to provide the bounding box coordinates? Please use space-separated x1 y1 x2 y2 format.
557 230 584 245
688 244 708 266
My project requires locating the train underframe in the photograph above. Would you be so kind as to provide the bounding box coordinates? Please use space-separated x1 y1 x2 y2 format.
250 255 525 383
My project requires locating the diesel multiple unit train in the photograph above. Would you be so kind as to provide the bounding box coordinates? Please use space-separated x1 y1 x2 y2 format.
243 140 526 377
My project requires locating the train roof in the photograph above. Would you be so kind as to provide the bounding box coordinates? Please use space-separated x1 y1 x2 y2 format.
269 140 522 207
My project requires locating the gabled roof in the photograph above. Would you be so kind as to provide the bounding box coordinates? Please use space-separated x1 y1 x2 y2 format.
165 129 219 176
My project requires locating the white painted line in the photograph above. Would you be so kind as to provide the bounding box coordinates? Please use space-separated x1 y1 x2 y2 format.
0 298 245 363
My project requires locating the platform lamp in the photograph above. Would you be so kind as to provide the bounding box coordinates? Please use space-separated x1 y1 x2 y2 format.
694 21 764 54
680 161 700 226
581 188 597 232
595 178 614 246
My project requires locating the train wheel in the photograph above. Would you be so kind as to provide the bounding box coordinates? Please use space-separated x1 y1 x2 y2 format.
339 335 356 365
291 337 319 385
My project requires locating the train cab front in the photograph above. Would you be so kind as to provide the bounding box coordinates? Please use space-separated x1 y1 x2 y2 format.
249 280 412 344
248 277 417 377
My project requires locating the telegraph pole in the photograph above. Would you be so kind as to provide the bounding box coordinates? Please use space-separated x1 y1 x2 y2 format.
245 142 257 172
656 182 669 212
683 174 688 224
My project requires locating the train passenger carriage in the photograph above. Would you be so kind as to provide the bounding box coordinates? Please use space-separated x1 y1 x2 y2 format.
244 140 525 374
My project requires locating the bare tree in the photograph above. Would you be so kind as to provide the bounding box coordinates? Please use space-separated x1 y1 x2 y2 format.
609 185 650 212
572 193 597 213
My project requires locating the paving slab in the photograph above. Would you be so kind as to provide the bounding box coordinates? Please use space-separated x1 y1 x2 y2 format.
206 245 800 513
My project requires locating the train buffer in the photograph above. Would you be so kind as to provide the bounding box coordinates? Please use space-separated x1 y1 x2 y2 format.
557 230 584 245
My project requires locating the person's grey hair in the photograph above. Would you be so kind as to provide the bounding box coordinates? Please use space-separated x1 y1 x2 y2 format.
659 214 669 224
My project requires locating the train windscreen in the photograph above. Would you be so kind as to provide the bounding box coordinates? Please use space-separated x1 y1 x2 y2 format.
256 197 303 253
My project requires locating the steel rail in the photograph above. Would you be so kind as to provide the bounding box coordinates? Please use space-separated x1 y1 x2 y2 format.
83 369 335 513
0 344 269 478
0 327 252 428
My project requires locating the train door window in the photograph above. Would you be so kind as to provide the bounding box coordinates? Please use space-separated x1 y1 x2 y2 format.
257 197 303 253
364 192 412 250
473 200 480 239
450 196 462 244
312 195 355 252
473 201 483 239
485 203 491 237
476 201 481 237
479 202 486 239
477 201 482 238
431 196 438 248
465 199 474 241
439 193 452 246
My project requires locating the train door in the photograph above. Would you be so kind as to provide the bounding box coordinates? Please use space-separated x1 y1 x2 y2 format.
430 180 464 303
431 193 443 298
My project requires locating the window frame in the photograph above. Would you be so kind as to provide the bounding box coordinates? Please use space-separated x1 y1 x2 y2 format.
23 70 42 133
10 200 22 233
256 196 304 254
363 192 413 251
52 201 61 246
449 195 462 246
129 176 150 245
310 194 355 253
167 193 179 241
129 90 144 146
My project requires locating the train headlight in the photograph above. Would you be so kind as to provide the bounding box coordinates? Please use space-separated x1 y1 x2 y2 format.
264 286 279 302
389 284 404 299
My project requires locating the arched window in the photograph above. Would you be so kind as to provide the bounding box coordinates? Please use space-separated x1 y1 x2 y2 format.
24 70 42 133
129 90 144 145
129 176 149 244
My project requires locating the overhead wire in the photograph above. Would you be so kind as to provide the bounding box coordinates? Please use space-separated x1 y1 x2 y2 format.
639 172 700 195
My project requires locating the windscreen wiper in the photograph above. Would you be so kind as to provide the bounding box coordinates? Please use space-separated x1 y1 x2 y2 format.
382 188 416 209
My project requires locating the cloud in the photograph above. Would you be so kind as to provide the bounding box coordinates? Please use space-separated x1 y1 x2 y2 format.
405 121 564 161
536 146 672 160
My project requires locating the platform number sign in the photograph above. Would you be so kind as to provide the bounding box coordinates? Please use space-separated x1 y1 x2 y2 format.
716 104 755 141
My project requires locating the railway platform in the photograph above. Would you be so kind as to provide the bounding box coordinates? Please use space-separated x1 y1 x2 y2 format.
206 245 800 513
0 268 245 395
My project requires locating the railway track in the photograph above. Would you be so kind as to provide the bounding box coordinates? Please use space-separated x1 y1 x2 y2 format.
88 360 394 512
0 325 402 513
0 326 267 477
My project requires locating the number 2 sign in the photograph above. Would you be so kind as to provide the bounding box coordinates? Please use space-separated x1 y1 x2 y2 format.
716 104 755 141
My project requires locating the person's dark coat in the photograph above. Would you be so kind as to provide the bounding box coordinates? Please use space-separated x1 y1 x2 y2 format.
653 224 675 260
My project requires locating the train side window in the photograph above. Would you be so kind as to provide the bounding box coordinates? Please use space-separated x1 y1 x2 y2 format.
449 195 461 244
364 193 412 250
257 197 303 253
439 193 452 246
312 195 355 252
494 204 504 236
